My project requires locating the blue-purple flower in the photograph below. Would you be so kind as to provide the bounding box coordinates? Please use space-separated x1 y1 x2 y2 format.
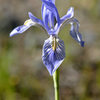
10 0 84 75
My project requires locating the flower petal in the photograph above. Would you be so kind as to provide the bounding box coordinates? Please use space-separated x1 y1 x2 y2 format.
42 36 65 75
70 18 85 47
60 7 74 23
42 0 60 25
51 0 55 4
28 12 44 27
41 4 51 32
41 1 60 35
48 12 55 28
10 19 35 37
52 0 55 4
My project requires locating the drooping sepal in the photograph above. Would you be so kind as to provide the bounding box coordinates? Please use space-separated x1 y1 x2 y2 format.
42 36 65 75
70 18 85 47
10 19 35 37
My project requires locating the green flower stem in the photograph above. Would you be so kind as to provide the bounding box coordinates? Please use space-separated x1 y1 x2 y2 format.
53 68 59 100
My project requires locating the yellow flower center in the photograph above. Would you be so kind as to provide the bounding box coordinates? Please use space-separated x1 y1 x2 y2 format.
24 19 32 25
52 37 57 51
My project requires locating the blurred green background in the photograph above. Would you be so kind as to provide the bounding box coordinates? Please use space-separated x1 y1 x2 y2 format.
0 0 100 100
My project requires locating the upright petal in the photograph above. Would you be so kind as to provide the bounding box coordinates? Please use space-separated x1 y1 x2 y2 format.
41 4 50 32
10 19 35 37
42 0 60 25
48 11 55 28
41 0 61 35
44 13 50 31
70 18 84 47
51 0 55 4
28 12 44 27
42 36 65 75
60 7 74 23
41 4 46 20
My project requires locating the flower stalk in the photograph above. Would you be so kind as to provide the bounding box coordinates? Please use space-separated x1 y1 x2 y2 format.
53 68 59 100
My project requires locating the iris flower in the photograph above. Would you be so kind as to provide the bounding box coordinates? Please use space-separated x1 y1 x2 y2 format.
10 0 84 75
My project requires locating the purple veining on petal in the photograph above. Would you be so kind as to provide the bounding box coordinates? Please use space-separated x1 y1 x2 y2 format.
42 36 65 75
70 19 85 47
10 25 30 37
